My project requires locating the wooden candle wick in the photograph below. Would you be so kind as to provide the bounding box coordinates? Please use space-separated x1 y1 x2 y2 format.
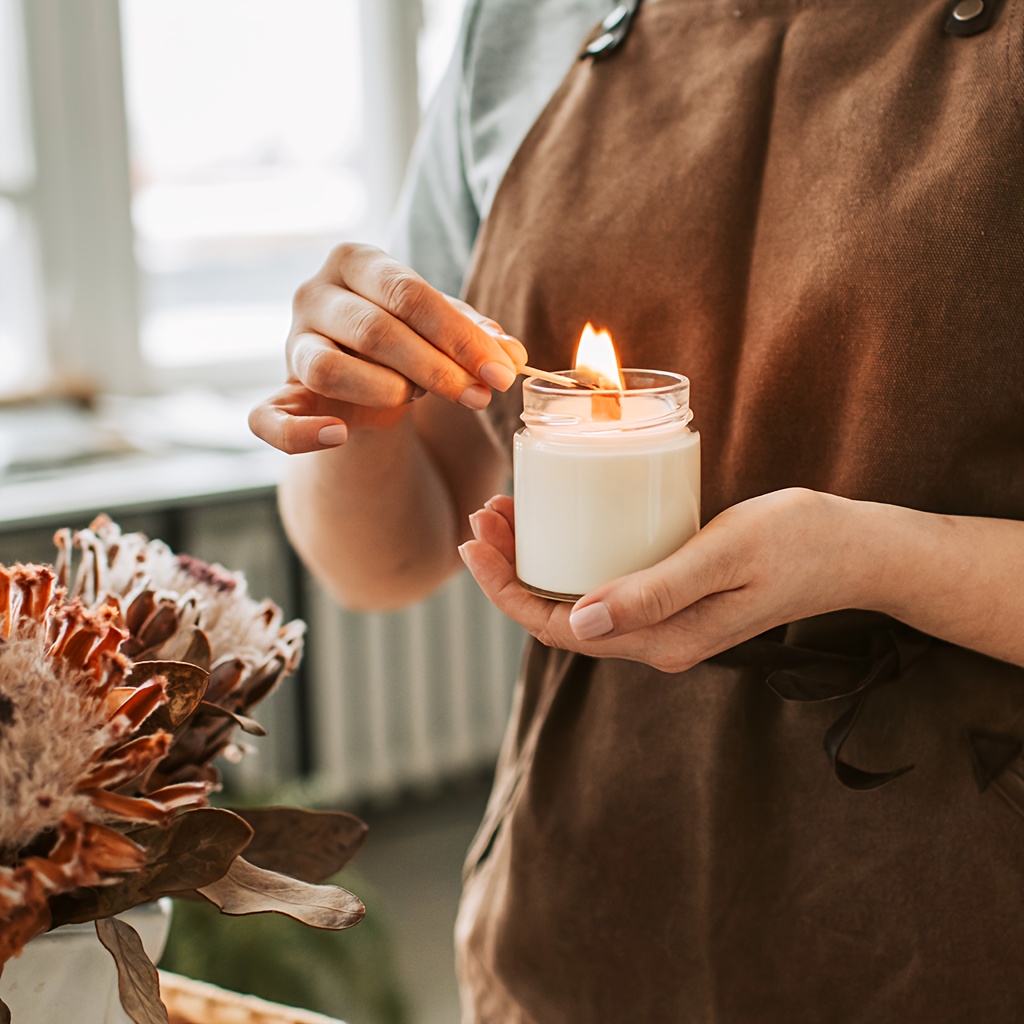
572 366 623 420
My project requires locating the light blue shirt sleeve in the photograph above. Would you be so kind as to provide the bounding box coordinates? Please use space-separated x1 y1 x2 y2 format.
388 2 482 298
389 0 608 298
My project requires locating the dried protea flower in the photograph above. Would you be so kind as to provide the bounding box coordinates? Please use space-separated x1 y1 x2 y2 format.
53 517 305 788
0 564 210 964
0 548 362 1024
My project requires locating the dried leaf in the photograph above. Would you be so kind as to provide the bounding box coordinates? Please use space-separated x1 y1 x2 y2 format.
133 604 181 658
230 807 368 882
49 808 253 926
127 662 208 728
150 627 211 673
205 657 246 705
146 762 220 791
0 900 51 970
81 788 178 826
131 808 254 894
125 590 157 639
194 701 266 736
81 733 172 789
110 680 168 733
139 781 213 811
95 918 168 1024
236 657 285 709
198 857 364 930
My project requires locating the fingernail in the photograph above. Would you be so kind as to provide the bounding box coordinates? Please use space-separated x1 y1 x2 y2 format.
468 512 484 540
317 424 348 447
409 385 426 401
459 384 491 410
478 361 516 391
457 543 471 564
569 602 614 640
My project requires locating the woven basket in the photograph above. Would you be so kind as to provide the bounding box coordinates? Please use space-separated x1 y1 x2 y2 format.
160 972 346 1024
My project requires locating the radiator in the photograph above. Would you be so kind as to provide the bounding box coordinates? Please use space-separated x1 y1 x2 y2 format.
0 489 524 804
303 568 525 805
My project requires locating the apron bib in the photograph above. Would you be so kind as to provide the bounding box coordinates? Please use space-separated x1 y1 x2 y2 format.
457 1 1024 1020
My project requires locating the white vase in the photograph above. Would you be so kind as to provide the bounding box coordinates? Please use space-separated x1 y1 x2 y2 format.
0 899 172 1024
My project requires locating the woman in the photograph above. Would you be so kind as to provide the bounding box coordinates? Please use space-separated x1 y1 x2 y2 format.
250 0 1024 1019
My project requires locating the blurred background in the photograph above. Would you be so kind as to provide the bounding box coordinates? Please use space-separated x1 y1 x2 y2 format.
0 1 526 1021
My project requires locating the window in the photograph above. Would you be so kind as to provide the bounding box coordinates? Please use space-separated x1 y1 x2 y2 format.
0 0 45 397
1 0 466 400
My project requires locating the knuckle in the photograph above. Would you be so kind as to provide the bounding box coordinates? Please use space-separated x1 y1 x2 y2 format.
246 405 271 445
291 278 319 315
329 240 365 268
282 419 312 455
650 652 675 673
248 404 294 455
531 626 558 649
529 611 562 650
379 270 429 324
636 577 675 625
377 374 414 410
329 240 354 262
652 652 690 675
350 305 394 358
445 328 477 366
422 362 460 395
302 349 337 396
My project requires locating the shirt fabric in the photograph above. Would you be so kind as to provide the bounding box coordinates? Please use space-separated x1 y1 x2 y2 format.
389 0 610 296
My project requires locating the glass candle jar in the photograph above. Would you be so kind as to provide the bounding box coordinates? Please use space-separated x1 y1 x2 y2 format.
513 369 701 601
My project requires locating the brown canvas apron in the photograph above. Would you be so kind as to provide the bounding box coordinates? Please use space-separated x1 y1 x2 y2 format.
457 0 1024 1020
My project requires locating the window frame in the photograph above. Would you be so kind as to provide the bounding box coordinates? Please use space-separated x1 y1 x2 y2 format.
15 0 426 397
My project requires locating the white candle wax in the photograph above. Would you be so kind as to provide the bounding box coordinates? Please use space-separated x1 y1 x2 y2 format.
513 370 701 601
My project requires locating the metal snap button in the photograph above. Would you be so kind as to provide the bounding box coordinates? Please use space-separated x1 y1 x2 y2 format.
944 0 994 36
583 31 616 57
579 0 644 61
952 0 984 20
602 4 629 30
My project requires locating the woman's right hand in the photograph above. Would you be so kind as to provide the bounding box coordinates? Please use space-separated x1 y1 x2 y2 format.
249 243 526 454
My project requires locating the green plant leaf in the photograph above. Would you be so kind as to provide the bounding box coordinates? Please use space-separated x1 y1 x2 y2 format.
95 918 168 1024
229 807 368 882
198 858 365 930
49 808 253 926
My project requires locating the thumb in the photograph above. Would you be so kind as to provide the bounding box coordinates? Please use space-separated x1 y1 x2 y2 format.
568 535 715 640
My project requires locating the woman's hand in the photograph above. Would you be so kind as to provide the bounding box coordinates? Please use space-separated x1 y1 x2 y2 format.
248 243 526 453
459 489 879 673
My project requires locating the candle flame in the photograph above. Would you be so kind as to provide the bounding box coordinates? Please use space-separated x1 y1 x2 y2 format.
573 323 625 391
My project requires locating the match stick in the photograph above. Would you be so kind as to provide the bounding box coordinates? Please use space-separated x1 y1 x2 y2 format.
521 365 598 389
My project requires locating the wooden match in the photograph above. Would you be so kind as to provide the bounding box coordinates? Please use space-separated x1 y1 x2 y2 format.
521 365 598 389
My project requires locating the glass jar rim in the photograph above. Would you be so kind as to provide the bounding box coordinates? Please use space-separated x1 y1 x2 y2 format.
523 368 689 397
521 369 692 435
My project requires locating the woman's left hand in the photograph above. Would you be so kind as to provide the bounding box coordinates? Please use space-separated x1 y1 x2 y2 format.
458 488 877 673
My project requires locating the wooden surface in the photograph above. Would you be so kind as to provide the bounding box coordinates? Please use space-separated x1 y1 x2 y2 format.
160 972 346 1024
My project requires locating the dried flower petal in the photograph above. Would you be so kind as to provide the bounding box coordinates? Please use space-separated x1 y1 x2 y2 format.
0 566 207 966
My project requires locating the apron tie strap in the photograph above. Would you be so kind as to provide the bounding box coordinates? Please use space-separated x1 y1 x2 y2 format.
738 625 929 790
